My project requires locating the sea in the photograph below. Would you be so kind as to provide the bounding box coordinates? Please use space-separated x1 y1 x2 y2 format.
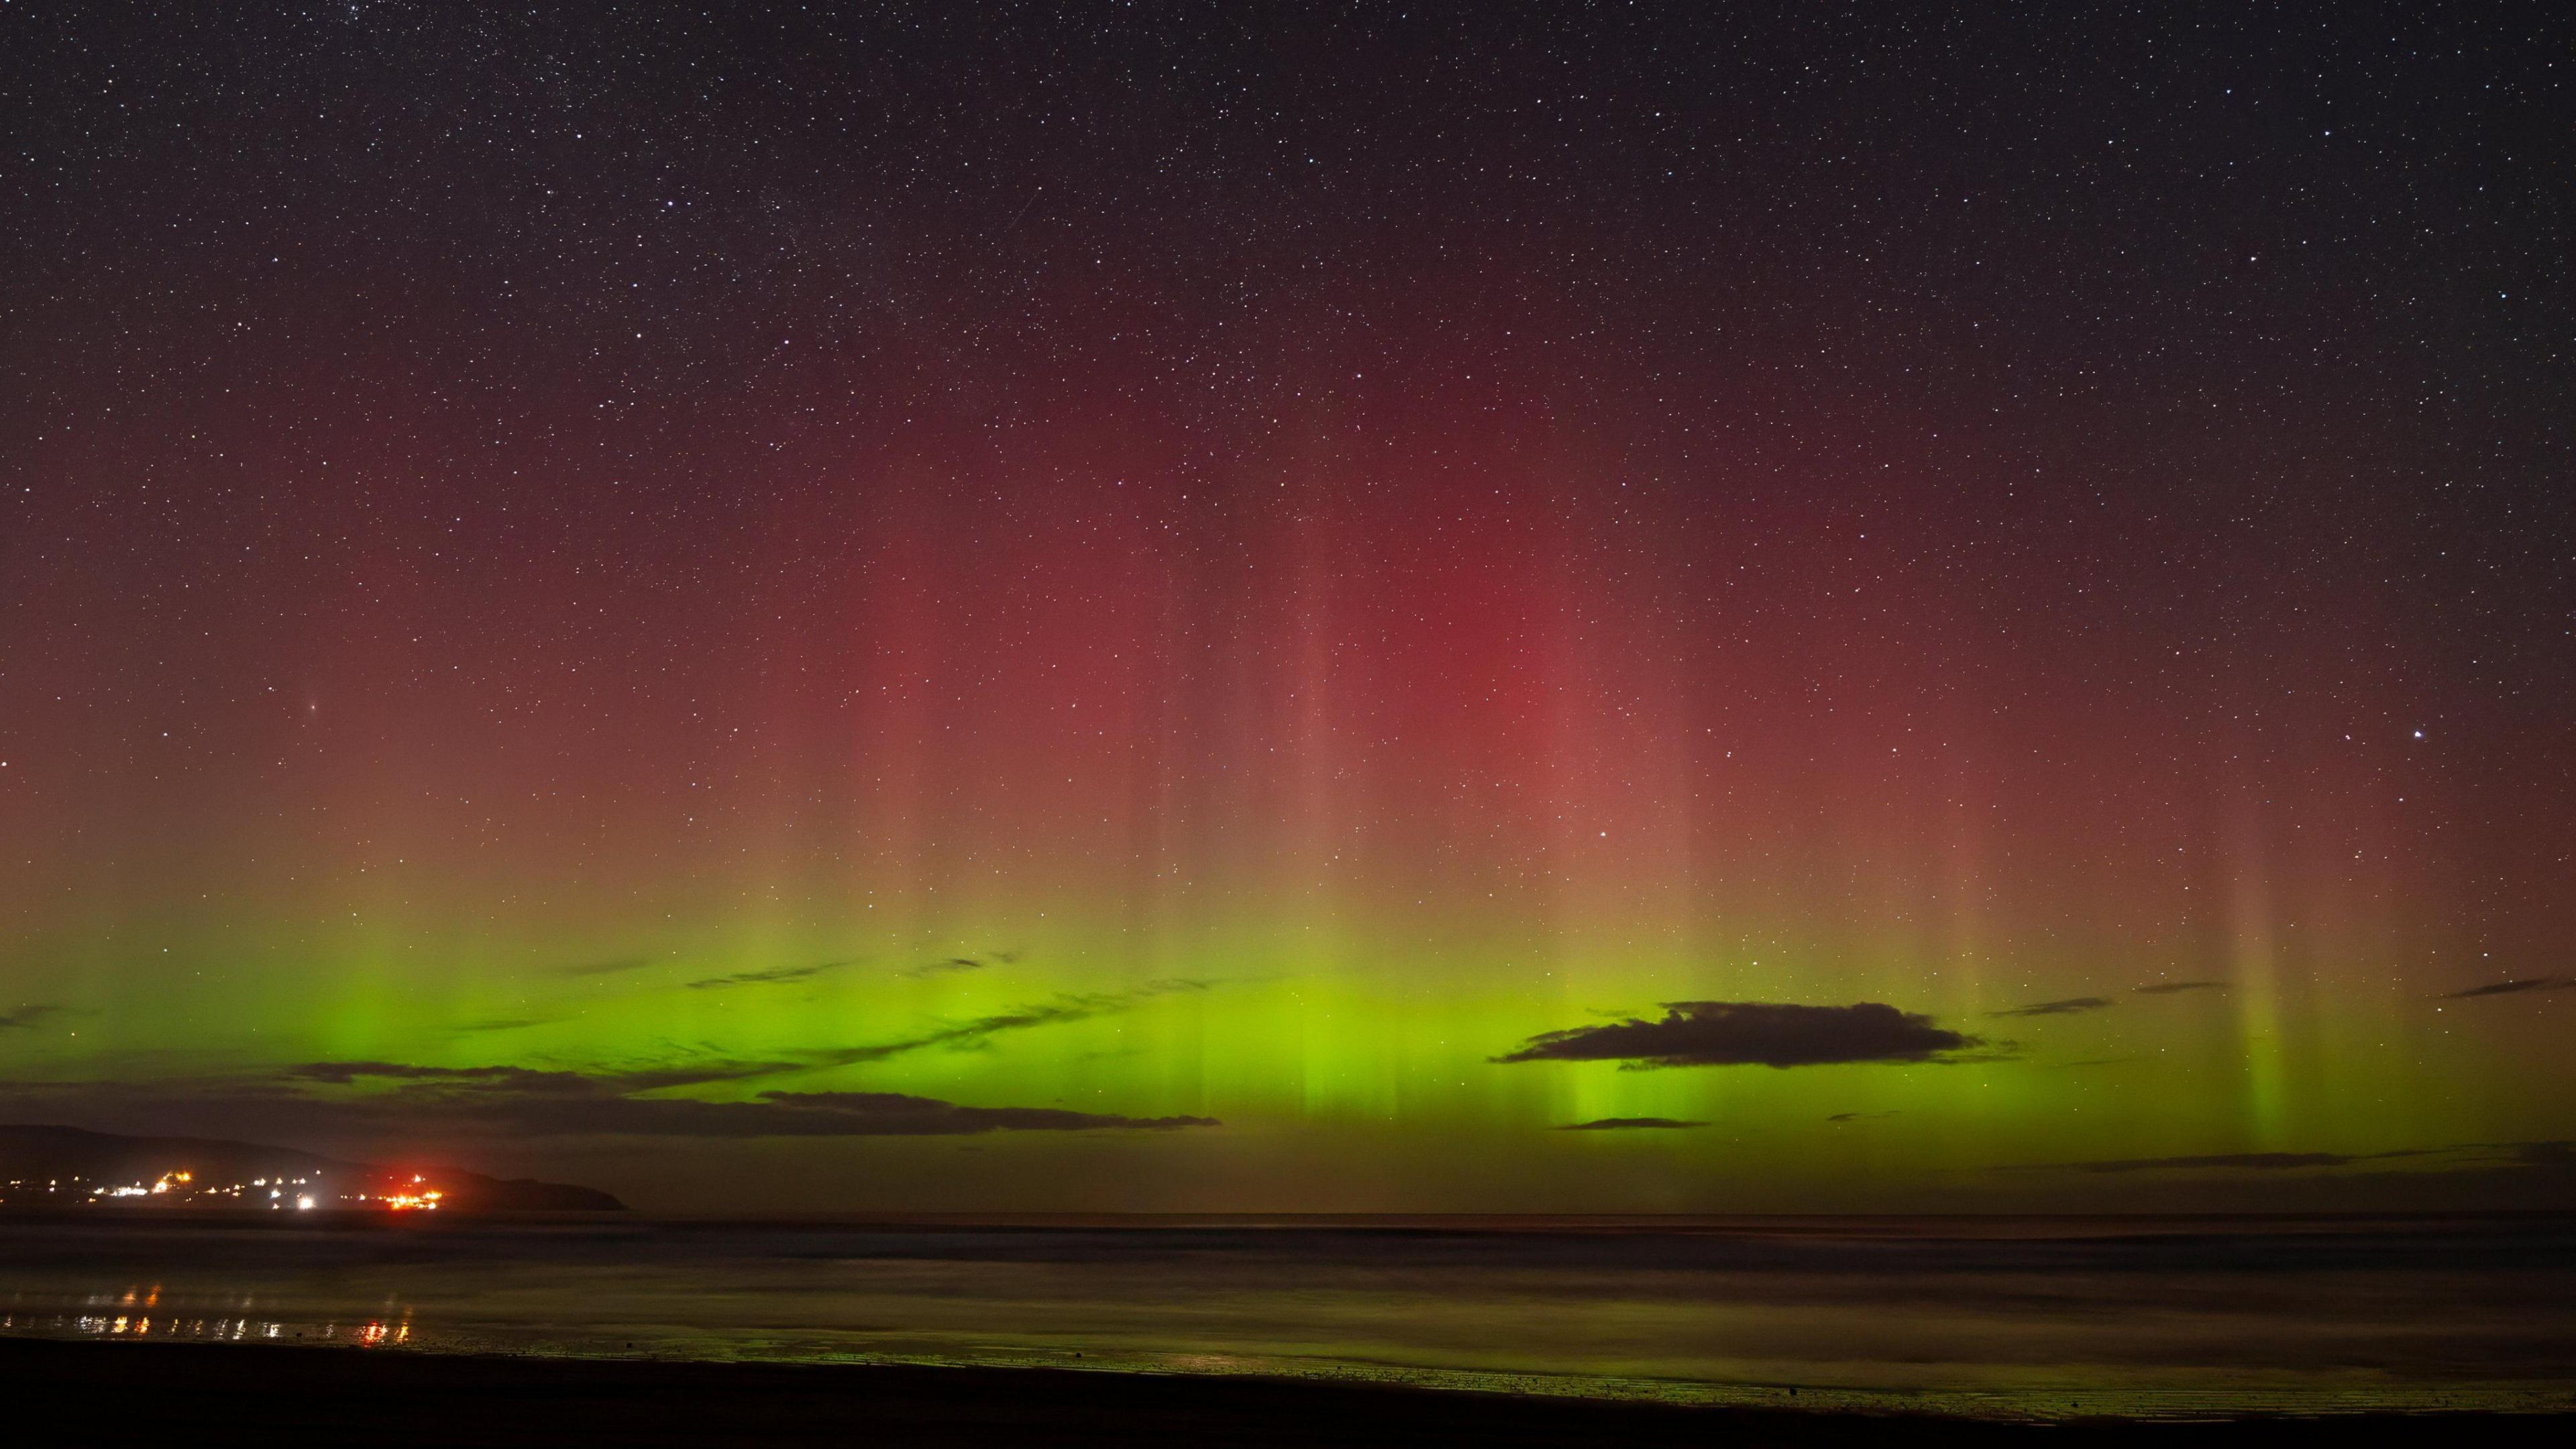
4 1213 2573 1421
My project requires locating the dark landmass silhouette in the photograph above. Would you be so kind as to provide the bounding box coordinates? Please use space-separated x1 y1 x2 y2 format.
0 1124 625 1213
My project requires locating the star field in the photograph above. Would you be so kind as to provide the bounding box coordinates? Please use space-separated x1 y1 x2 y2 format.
0 3 2569 1211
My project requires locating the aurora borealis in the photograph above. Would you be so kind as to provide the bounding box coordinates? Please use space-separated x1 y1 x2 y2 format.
2 4 2571 1213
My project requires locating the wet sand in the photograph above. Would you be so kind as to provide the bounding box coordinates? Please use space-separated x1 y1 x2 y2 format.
8 1337 2570 1448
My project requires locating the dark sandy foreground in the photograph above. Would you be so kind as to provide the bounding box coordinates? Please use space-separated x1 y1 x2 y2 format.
1 1337 2565 1448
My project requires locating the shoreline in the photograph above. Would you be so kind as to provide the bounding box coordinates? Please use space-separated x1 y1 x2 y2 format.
7 1337 2571 1447
9 1205 2575 1233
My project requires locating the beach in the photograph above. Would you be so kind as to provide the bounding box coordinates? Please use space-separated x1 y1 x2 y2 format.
9 1336 2573 1447
5 1213 2574 1436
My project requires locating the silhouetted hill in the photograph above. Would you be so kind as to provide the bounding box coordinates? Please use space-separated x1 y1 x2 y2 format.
0 1124 625 1212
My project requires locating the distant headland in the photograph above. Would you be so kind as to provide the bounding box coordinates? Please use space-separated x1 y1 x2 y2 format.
0 1124 625 1214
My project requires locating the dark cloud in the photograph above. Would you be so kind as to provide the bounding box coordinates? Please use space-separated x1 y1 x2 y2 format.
1991 1140 2576 1193
2133 979 2229 996
1827 1110 1901 1123
326 979 1214 1099
286 1058 792 1093
684 959 856 991
1495 1002 1985 1069
290 1061 567 1086
2006 1147 2446 1175
21 1062 1216 1140
3 981 1231 1145
1556 1117 1709 1131
808 979 1214 1067
904 950 1020 979
2439 975 2576 1000
0 1004 66 1031
722 1091 1214 1137
2063 1151 2373 1174
557 956 655 979
450 1017 551 1034
372 1080 1216 1138
1988 996 2114 1018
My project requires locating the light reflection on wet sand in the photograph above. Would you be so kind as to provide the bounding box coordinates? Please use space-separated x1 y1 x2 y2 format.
5 1216 2575 1420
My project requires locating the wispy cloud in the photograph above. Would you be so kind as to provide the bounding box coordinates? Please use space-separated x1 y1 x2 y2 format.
2 979 1235 1143
904 949 1021 979
308 980 1220 1096
1992 1144 2568 1176
0 1004 67 1031
1988 996 2113 1018
1495 1002 1986 1070
2133 979 2229 996
804 979 1216 1067
557 956 655 979
2043 1150 2402 1174
10 1062 1216 1139
28 1060 1218 1140
285 1059 791 1093
684 959 858 991
1827 1110 1901 1123
2438 975 2576 1000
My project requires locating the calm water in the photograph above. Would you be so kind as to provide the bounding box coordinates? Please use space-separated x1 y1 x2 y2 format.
5 1214 2573 1419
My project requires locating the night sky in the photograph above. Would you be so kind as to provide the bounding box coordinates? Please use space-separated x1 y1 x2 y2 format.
2 3 2570 1212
